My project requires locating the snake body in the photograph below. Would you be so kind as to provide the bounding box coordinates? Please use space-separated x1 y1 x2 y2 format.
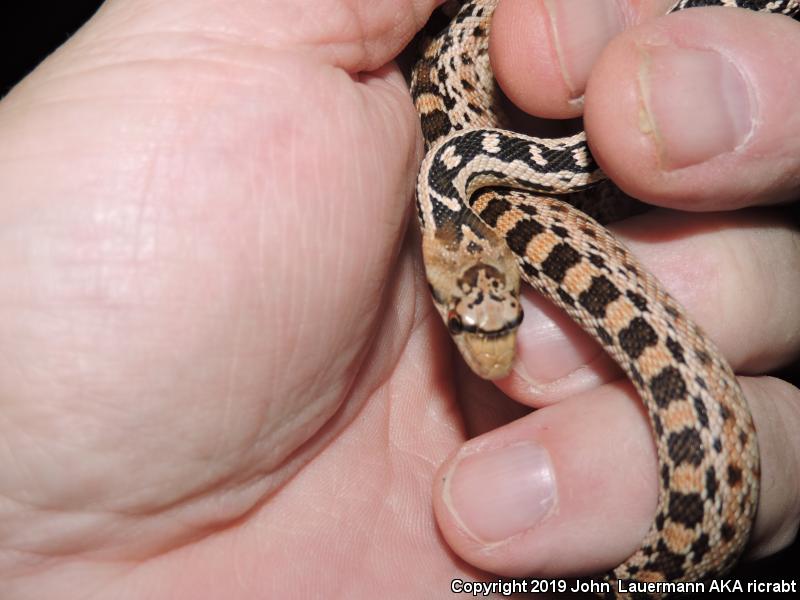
412 0 799 594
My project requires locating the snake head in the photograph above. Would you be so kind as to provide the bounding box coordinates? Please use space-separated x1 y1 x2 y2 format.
429 259 523 379
422 218 524 379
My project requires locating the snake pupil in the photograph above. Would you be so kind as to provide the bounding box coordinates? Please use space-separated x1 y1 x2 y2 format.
447 311 463 335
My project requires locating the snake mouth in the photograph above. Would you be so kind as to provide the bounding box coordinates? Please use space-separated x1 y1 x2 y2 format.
457 310 523 339
456 330 518 380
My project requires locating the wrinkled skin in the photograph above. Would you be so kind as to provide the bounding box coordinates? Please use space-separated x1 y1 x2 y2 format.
2 1 800 598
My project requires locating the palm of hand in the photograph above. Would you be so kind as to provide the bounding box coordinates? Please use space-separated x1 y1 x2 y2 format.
1 1 478 595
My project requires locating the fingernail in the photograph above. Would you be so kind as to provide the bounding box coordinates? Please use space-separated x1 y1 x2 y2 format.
639 45 754 169
544 0 624 100
444 442 557 542
514 294 601 388
512 295 621 399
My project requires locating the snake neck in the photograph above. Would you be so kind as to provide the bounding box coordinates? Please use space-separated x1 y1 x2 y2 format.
411 0 505 150
416 128 602 234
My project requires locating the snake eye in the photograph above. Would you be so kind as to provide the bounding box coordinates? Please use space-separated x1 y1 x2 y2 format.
447 311 464 335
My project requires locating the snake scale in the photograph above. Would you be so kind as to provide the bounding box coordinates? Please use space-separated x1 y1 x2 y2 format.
412 0 800 595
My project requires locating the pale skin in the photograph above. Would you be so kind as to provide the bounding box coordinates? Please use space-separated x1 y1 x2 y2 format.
0 0 799 597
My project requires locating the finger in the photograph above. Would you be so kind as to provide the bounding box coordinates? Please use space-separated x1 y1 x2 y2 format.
489 0 674 118
585 8 800 208
433 375 800 577
494 209 800 406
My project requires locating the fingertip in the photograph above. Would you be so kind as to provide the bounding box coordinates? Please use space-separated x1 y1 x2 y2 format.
496 289 620 406
437 439 559 546
433 384 657 577
490 0 677 121
489 0 580 119
585 8 800 210
489 0 612 119
740 376 800 559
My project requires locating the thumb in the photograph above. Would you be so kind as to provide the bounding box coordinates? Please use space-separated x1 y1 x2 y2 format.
432 376 800 580
585 7 800 210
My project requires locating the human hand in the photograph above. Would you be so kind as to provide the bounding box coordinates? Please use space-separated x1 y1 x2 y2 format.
2 1 799 599
0 1 481 597
431 0 800 581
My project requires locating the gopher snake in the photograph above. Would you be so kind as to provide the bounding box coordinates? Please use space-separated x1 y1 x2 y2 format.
412 0 800 594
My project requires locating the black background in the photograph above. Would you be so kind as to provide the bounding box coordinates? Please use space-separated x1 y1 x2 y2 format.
2 1 797 595
1 2 104 96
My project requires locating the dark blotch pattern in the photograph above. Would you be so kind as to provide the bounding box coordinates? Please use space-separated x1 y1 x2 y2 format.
668 491 705 528
596 326 613 346
721 522 736 542
691 533 710 565
626 290 648 311
695 348 712 365
623 262 640 277
588 253 606 268
479 198 511 227
653 413 664 437
541 242 581 282
630 363 644 387
579 275 620 318
522 261 540 279
668 428 704 467
618 317 658 359
650 366 688 408
505 219 544 256
693 396 710 428
739 430 749 446
420 109 452 143
727 464 742 487
650 540 688 581
705 467 718 501
666 337 685 364
557 288 575 307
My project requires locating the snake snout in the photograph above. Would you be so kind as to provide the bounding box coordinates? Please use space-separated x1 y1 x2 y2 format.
456 331 517 380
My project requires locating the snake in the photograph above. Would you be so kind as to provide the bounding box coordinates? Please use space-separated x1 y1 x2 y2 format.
411 0 800 595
